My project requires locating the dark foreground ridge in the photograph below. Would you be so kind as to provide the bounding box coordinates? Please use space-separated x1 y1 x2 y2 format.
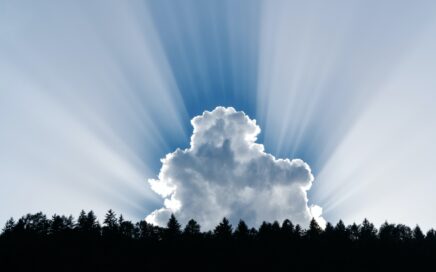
1 210 435 271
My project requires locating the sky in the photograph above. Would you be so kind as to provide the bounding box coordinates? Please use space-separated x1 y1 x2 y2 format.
1 0 436 229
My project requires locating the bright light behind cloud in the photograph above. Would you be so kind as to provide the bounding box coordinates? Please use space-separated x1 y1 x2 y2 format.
257 0 436 229
146 107 325 229
1 0 436 230
314 27 436 228
0 1 188 223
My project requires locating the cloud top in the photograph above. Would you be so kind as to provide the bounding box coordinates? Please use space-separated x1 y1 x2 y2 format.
146 107 325 229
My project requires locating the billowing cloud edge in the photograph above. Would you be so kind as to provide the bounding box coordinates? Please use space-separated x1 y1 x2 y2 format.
146 106 325 230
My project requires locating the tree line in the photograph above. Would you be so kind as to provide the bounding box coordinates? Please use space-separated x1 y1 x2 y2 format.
1 210 435 271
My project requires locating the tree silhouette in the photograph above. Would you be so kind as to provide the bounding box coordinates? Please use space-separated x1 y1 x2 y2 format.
413 225 425 241
183 219 201 238
379 221 396 242
271 221 281 240
248 227 258 237
396 224 412 242
426 229 436 242
214 217 232 240
347 222 360 241
334 220 348 241
118 215 135 239
76 210 100 237
323 222 335 241
49 215 74 235
103 209 118 237
294 224 302 239
359 218 377 242
1 210 436 270
234 220 249 240
2 217 15 236
281 219 294 239
165 214 182 240
306 218 322 240
14 212 50 235
87 211 101 235
103 209 117 229
77 210 87 230
258 221 272 240
137 220 161 241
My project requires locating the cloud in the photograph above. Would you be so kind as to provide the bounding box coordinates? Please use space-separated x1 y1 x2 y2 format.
146 107 325 230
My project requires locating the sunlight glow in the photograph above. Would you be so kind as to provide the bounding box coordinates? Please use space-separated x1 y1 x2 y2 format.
1 0 436 229
0 1 188 222
257 0 436 228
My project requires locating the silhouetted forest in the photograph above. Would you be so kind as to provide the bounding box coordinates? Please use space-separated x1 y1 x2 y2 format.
1 210 435 271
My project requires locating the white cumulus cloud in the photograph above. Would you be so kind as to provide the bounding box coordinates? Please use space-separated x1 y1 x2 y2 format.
146 107 325 230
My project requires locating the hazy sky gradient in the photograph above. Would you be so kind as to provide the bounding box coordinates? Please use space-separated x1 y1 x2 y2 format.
1 0 436 228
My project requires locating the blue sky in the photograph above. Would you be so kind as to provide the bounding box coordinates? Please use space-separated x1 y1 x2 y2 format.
1 0 436 228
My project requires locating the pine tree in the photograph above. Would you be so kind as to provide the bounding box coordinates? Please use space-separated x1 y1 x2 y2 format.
183 219 201 237
271 221 281 239
118 215 135 239
214 217 232 240
323 222 335 241
137 221 161 241
306 218 322 240
359 218 377 241
103 209 118 237
396 224 412 241
334 220 348 241
103 210 117 229
17 212 50 235
65 215 75 230
294 224 302 239
258 221 272 239
76 210 87 232
281 219 294 238
413 225 425 241
379 221 396 241
347 223 360 241
425 229 436 242
2 217 15 236
234 220 249 240
165 214 182 240
50 215 66 235
87 211 101 235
